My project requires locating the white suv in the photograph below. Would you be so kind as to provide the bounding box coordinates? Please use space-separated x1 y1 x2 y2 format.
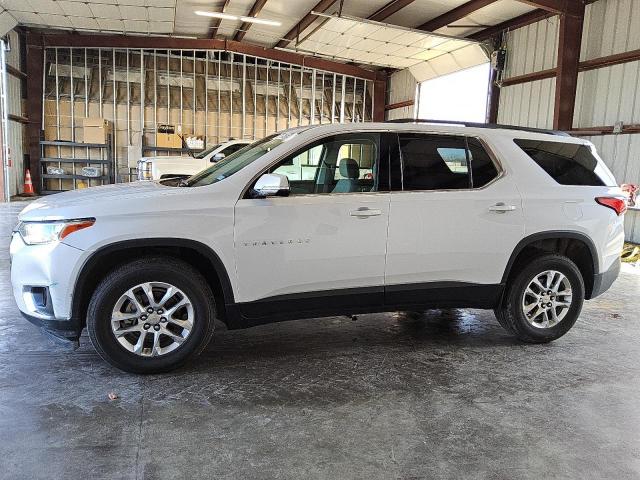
137 139 250 181
11 121 626 373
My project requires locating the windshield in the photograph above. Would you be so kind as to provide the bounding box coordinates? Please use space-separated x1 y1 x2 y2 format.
193 144 221 159
185 134 283 187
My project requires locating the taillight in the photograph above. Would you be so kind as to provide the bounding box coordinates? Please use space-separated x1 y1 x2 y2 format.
595 197 627 216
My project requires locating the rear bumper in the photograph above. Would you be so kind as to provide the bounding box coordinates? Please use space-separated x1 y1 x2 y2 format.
589 257 621 299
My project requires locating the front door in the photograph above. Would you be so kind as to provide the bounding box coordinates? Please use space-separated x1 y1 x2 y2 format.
234 132 393 319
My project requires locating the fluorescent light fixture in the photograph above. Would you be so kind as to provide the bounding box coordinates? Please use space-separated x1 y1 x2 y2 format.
240 16 281 26
194 10 281 27
194 11 238 21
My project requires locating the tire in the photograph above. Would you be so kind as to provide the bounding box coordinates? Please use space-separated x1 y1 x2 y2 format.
87 256 215 373
496 253 585 343
493 307 514 334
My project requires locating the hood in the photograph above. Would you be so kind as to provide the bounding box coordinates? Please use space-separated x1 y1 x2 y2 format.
19 182 174 221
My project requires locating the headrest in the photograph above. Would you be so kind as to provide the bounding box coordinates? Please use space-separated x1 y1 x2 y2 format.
339 158 359 179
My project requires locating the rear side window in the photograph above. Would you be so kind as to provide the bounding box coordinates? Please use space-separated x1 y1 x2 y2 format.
396 134 499 191
514 139 610 186
468 138 500 188
399 135 470 190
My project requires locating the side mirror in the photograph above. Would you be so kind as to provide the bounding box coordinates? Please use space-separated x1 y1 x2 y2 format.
211 152 225 162
253 173 290 198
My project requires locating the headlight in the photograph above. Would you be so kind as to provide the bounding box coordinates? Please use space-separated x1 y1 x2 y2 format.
137 160 153 181
16 219 95 245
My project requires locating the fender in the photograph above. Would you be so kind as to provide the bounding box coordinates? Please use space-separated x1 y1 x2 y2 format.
70 238 236 323
502 230 599 284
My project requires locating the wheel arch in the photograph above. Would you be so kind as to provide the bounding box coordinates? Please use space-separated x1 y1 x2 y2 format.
71 238 237 329
502 231 599 299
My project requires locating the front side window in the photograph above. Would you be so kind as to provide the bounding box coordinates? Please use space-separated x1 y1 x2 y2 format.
255 133 382 196
185 134 282 187
514 139 614 186
272 144 324 182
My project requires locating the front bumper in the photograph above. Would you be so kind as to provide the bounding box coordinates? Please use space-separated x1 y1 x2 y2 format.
589 257 621 299
10 233 85 341
21 311 82 345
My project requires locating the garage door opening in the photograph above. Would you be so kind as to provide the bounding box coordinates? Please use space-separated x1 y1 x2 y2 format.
416 63 491 123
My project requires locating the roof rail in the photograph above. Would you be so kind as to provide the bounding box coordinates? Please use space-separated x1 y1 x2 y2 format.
386 118 571 137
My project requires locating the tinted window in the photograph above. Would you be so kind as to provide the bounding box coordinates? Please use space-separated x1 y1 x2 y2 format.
398 135 470 190
222 143 247 156
468 138 499 188
437 148 469 174
514 139 608 186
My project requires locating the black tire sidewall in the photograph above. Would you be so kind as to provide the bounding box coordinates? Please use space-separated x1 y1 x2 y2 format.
87 258 214 373
504 255 585 343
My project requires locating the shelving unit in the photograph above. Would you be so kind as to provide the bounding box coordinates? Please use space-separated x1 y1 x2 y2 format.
142 144 204 156
39 136 114 195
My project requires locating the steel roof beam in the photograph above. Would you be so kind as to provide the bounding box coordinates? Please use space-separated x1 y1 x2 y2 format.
418 0 498 32
210 0 232 39
275 0 337 48
367 0 417 22
234 0 269 42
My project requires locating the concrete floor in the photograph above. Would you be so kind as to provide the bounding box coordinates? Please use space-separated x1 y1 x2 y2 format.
1 201 639 480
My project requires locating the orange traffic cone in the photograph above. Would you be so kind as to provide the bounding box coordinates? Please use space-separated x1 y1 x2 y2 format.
23 169 35 196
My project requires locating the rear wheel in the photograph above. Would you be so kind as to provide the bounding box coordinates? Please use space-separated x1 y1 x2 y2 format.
87 257 215 373
497 254 584 343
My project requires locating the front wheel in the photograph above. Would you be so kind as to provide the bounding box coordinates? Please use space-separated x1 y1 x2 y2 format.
87 256 215 373
496 254 585 343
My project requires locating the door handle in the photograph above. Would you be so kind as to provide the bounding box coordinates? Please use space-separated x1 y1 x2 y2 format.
350 207 382 218
488 203 516 213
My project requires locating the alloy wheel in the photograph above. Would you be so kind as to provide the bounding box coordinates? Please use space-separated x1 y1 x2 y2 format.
110 281 194 357
521 270 573 329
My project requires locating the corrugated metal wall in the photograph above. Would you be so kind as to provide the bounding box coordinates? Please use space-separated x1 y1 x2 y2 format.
574 0 640 130
587 134 640 241
579 0 640 245
502 16 559 78
498 77 556 129
574 60 640 128
497 16 559 128
497 0 640 242
4 30 24 197
387 69 416 120
580 0 640 61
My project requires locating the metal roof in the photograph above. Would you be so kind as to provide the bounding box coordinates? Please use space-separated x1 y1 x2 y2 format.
0 0 538 51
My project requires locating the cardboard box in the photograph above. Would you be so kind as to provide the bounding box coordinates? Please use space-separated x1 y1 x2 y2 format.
83 118 111 144
156 133 183 149
156 124 183 149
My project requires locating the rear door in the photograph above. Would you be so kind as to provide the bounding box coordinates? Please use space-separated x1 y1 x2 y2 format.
385 132 525 306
